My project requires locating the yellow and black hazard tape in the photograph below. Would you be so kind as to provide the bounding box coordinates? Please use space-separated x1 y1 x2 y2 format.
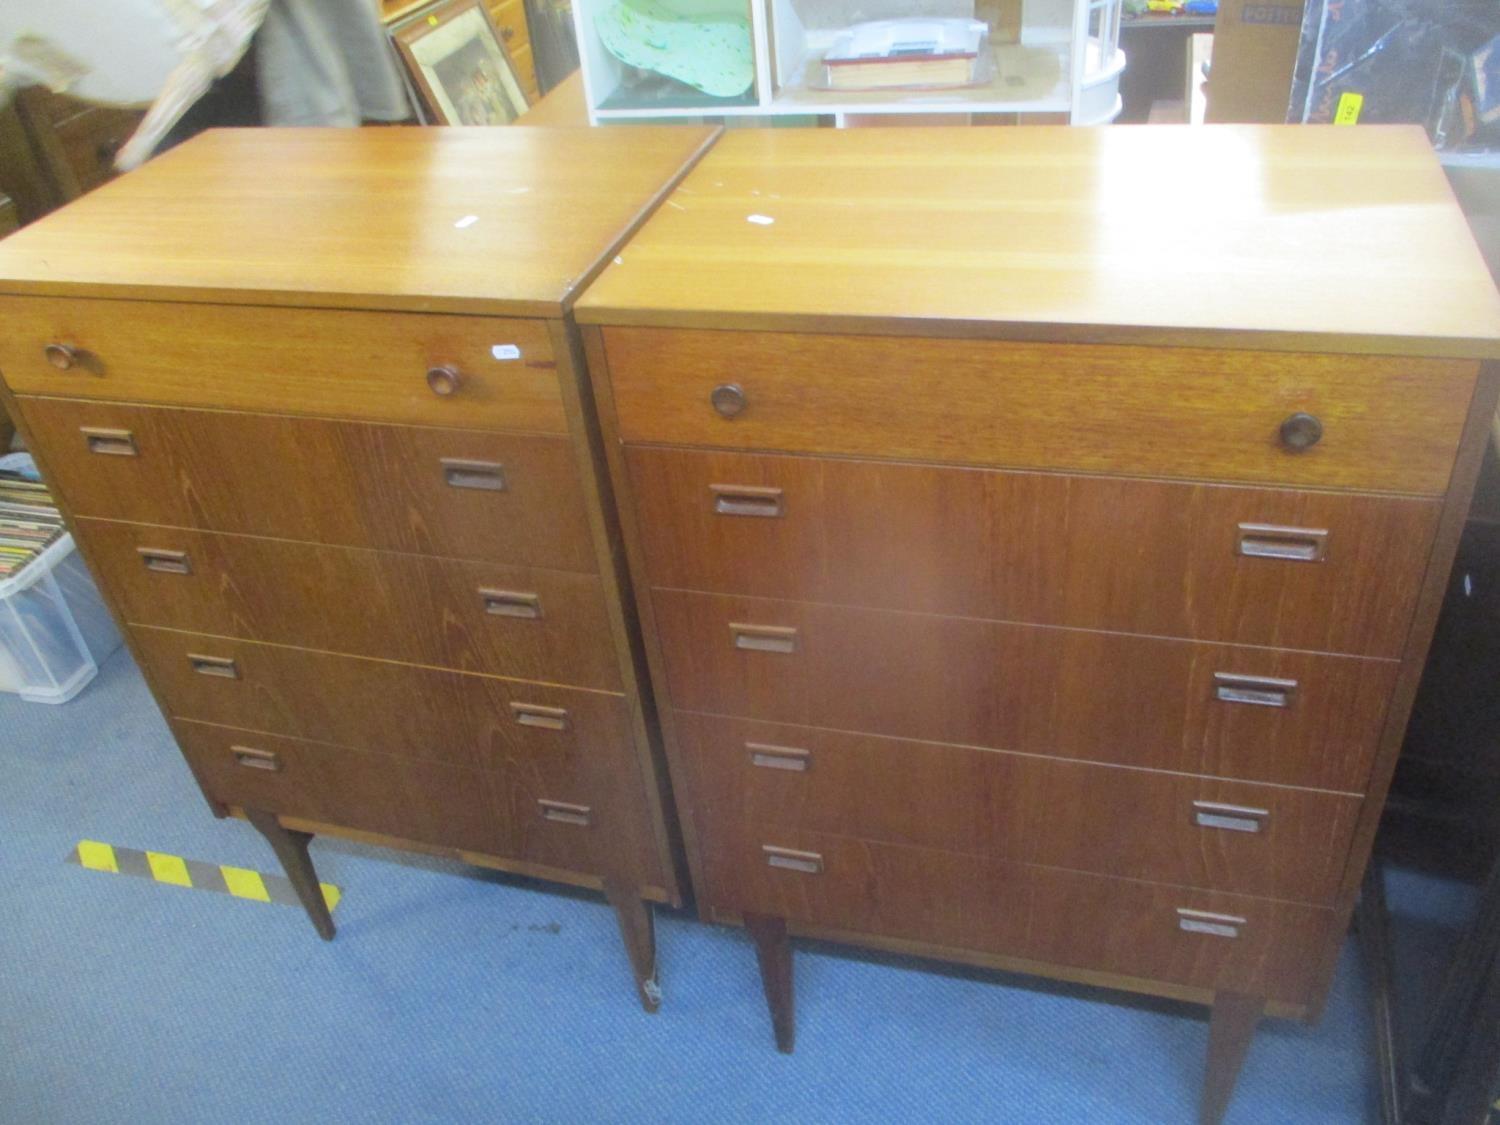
67 840 340 912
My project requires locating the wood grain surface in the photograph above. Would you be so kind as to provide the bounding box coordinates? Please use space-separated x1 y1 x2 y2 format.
676 712 1360 904
179 719 599 873
23 398 597 570
605 328 1477 493
79 520 621 690
135 627 668 889
0 126 719 316
696 821 1332 1006
576 126 1500 358
651 589 1396 792
634 451 1439 658
0 297 568 431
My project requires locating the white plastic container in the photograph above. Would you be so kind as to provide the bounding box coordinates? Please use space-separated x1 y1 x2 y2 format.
0 533 122 703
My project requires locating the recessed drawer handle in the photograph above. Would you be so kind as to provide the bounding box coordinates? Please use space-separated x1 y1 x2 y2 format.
81 427 138 457
730 622 798 654
480 588 542 619
511 702 569 731
1237 523 1328 562
232 746 282 772
1192 800 1269 834
711 484 784 518
763 845 823 874
1213 672 1297 708
188 653 239 679
1177 908 1246 939
137 547 191 575
748 742 811 772
538 799 591 826
441 458 507 491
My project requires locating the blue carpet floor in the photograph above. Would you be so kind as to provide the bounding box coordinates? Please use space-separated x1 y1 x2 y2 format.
0 646 1470 1123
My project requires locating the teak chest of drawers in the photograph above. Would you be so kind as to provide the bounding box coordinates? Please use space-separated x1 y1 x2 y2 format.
0 125 716 1008
575 125 1500 1119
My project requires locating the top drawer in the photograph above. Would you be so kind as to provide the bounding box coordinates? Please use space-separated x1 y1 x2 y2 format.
601 328 1478 495
0 296 566 433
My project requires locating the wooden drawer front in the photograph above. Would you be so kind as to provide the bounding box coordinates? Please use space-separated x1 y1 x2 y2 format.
677 713 1359 904
698 823 1331 1006
629 448 1439 658
178 721 598 874
0 296 564 432
602 327 1476 494
22 399 596 570
653 590 1396 793
135 628 663 887
82 522 621 690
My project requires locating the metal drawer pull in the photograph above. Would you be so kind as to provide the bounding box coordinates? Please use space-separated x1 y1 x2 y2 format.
748 743 811 772
1192 800 1269 834
1176 908 1246 939
188 653 239 680
426 365 463 397
538 799 591 826
511 702 569 731
1213 672 1298 708
231 746 282 772
1236 523 1329 562
710 383 747 418
137 547 191 575
480 588 542 619
730 623 798 654
711 484 784 518
81 427 138 457
44 342 82 370
763 845 823 874
441 458 507 491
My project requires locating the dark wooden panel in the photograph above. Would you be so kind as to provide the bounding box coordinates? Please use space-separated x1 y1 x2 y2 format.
134 628 663 887
22 398 596 569
628 447 1440 658
603 328 1477 494
80 521 621 689
677 712 1361 904
178 720 597 873
652 589 1397 793
698 821 1331 1007
0 296 564 430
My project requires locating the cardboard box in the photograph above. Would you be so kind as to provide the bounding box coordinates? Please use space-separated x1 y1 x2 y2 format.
1205 0 1305 123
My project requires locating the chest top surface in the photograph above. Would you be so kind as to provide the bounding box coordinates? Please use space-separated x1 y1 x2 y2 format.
0 125 718 317
575 125 1500 358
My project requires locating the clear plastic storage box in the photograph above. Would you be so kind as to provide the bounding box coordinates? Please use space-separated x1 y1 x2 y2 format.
0 533 122 704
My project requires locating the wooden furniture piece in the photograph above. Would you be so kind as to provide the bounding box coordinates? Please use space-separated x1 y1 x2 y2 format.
0 124 717 1007
574 124 1500 1120
516 69 588 126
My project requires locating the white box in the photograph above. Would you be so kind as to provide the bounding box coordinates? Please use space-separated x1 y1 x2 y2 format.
0 533 122 704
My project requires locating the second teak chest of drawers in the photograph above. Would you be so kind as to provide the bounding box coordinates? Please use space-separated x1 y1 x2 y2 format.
575 125 1500 1120
0 124 716 1009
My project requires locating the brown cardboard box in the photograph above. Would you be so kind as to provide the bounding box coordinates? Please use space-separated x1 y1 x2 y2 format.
1205 0 1306 123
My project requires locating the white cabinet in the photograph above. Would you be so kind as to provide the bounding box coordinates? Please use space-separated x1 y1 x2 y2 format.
572 0 1125 124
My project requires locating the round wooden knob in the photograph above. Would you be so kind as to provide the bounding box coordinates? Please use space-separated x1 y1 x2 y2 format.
44 343 79 370
426 365 462 397
711 383 746 418
1278 412 1323 452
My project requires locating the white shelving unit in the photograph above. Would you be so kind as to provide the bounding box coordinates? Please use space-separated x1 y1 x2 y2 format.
572 0 1125 125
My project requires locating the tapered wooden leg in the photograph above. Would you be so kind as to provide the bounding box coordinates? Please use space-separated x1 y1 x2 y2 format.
245 807 335 941
744 912 795 1053
603 880 660 1012
1202 990 1263 1125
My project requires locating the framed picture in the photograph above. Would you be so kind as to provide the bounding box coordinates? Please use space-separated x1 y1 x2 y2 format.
392 0 531 125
